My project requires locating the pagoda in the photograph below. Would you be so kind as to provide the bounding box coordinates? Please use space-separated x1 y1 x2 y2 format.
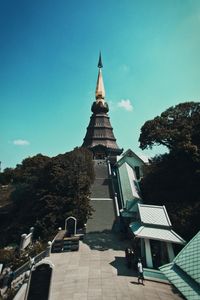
82 53 123 160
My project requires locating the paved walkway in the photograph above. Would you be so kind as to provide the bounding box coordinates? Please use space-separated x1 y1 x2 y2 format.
49 232 183 300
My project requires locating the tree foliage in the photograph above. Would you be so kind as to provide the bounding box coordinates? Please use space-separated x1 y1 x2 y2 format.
139 102 200 241
0 168 14 185
139 102 200 153
0 148 94 245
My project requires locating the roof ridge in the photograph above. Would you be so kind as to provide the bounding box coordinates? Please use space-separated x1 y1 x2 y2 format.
173 231 200 263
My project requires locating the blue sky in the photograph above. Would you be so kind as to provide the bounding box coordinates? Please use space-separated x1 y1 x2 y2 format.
0 0 200 169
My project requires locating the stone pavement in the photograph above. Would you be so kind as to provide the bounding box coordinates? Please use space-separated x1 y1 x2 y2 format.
49 232 183 300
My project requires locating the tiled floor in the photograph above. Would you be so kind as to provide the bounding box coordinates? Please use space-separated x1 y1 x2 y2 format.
49 232 183 300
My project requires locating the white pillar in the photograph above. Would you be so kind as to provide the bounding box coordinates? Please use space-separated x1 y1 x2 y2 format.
20 234 27 252
144 238 153 268
141 239 145 258
107 160 112 176
46 241 52 257
114 193 120 217
167 242 175 262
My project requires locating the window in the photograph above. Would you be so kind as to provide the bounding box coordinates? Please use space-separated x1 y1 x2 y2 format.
135 166 140 180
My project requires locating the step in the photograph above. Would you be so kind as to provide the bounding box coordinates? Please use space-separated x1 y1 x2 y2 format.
86 198 116 233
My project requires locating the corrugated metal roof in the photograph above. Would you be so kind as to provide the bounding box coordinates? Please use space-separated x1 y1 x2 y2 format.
138 204 172 227
160 231 200 300
130 222 185 244
118 162 141 202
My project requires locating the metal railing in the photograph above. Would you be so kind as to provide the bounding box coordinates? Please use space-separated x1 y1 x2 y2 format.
13 250 47 279
3 249 49 300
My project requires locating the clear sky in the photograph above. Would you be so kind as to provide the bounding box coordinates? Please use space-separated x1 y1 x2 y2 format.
0 0 200 170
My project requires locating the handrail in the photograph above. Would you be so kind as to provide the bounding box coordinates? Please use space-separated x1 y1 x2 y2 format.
14 250 47 279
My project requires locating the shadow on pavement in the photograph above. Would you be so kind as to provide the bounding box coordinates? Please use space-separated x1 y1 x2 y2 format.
130 281 140 285
83 231 131 251
110 256 137 277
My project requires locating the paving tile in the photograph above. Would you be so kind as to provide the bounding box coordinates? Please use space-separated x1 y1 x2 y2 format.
87 288 102 296
102 288 117 296
73 292 87 300
59 292 73 298
49 233 184 300
102 282 115 289
89 272 101 279
75 286 88 293
88 296 103 300
50 292 61 300
103 296 117 300
101 273 114 280
79 260 90 267
116 296 131 300
60 285 76 292
88 278 101 284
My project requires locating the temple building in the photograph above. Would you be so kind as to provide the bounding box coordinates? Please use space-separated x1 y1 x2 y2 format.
130 204 186 268
115 149 148 213
82 55 185 272
82 54 122 233
82 53 123 162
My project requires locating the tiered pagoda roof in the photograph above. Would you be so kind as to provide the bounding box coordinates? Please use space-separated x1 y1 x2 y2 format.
82 53 123 159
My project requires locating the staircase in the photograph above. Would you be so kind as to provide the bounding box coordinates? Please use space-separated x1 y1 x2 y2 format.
87 160 117 233
90 160 111 198
86 198 116 232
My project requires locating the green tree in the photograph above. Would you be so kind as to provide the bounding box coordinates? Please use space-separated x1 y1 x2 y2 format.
139 102 200 154
0 148 94 245
0 168 14 184
139 102 200 241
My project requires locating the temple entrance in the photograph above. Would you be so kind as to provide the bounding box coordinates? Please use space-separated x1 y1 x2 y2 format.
95 153 105 159
150 240 169 268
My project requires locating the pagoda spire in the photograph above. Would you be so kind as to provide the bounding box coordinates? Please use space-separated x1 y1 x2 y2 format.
82 53 123 159
98 51 103 68
95 52 105 101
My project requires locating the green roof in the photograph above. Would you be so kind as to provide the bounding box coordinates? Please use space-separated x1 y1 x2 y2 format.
130 222 185 244
138 204 172 227
118 162 141 209
130 204 185 244
160 231 200 300
126 199 140 211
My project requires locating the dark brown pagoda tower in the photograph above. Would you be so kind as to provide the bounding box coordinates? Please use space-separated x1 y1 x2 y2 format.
82 53 123 160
